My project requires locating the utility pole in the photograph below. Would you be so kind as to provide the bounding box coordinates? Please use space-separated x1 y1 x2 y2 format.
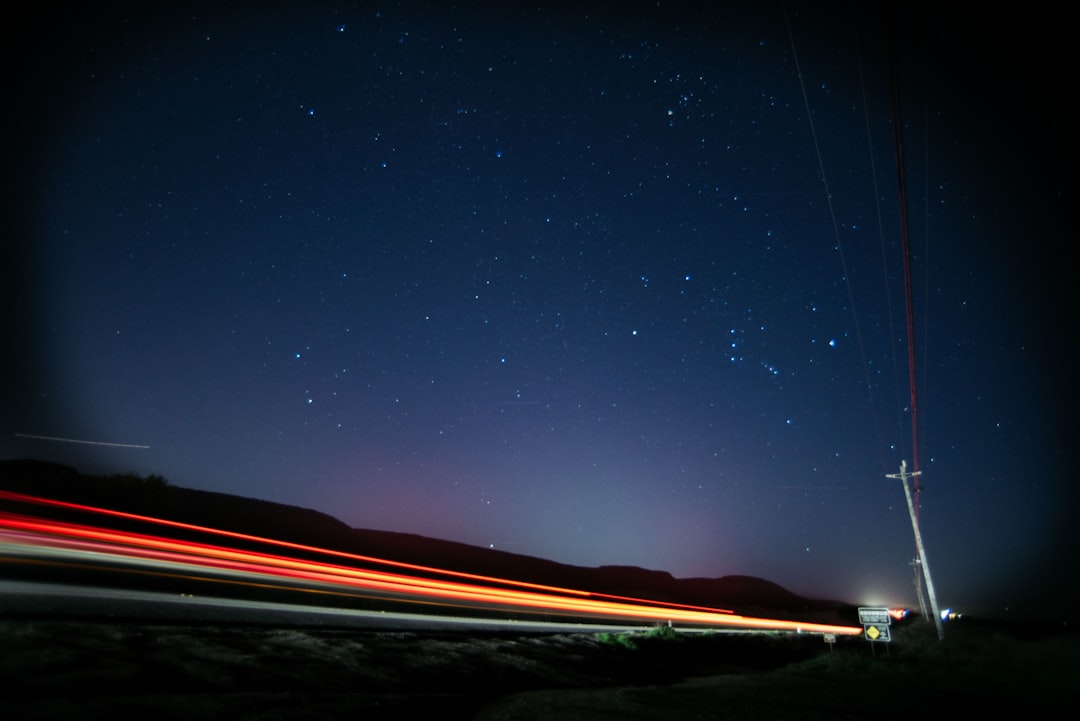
887 460 944 640
909 557 929 620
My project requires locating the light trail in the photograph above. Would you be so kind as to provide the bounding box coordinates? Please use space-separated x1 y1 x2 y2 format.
14 433 150 449
0 492 864 635
0 490 734 615
0 514 732 626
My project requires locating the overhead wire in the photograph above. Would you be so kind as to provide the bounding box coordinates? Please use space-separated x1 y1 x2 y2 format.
783 7 887 473
852 15 910 473
787 2 936 616
887 9 923 501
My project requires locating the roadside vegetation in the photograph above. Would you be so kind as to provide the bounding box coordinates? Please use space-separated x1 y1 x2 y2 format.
596 624 684 650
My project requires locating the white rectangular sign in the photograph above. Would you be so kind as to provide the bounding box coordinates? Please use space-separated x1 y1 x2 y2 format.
857 607 891 625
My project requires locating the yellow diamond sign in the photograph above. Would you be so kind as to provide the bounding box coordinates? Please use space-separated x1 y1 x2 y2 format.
863 624 891 642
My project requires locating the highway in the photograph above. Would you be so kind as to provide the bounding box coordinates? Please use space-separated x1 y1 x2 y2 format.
0 579 677 633
0 489 863 636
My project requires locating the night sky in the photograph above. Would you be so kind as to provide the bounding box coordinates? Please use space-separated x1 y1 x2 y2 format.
3 3 1074 621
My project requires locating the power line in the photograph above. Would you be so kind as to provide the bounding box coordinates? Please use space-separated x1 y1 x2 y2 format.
784 8 885 470
887 10 923 504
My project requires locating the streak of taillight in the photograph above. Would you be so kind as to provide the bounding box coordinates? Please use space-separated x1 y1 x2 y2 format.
2 513 729 622
2 519 860 632
0 495 863 635
0 490 731 614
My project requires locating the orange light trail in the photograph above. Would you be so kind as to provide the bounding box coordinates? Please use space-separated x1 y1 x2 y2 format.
0 490 726 614
0 491 863 635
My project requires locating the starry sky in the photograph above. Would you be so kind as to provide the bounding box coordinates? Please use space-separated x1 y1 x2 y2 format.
2 2 1074 620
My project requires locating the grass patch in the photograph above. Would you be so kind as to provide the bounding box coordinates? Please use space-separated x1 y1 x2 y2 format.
642 624 682 641
596 624 683 650
596 632 638 650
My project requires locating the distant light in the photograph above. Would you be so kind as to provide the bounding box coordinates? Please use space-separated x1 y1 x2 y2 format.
828 338 836 347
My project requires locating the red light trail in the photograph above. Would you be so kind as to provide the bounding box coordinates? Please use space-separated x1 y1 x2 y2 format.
0 490 862 635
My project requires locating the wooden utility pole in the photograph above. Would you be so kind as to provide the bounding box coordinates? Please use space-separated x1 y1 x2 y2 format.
887 460 944 640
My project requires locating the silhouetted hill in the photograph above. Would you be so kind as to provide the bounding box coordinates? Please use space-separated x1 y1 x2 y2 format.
0 459 856 622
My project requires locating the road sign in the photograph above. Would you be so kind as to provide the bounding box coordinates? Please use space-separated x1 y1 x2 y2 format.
863 624 891 642
857 607 891 625
858 607 892 642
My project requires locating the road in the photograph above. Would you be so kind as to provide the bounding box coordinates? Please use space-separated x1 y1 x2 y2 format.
0 579 671 632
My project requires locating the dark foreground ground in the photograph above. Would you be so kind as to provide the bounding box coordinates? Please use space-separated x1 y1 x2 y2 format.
2 616 1075 720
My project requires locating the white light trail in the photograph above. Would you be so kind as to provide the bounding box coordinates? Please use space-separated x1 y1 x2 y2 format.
15 433 150 449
